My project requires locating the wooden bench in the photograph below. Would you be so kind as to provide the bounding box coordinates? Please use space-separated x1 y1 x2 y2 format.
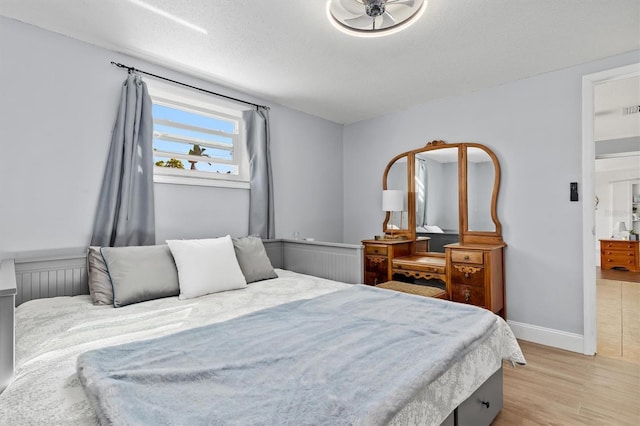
376 280 448 299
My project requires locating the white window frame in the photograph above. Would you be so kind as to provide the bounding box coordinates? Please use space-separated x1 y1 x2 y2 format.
146 79 250 189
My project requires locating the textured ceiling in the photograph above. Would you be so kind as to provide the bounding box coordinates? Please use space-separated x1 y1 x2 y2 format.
1 0 639 124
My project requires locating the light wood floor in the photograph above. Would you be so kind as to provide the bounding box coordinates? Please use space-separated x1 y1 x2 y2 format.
597 279 640 363
493 341 640 425
596 267 640 283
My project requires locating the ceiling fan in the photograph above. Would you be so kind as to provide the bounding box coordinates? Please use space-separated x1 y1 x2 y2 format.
329 0 425 34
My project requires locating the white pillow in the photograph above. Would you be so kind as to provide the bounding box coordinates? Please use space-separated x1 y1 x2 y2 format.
424 225 444 233
167 236 247 300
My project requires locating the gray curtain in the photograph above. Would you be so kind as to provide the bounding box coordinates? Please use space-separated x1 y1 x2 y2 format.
90 74 155 247
244 107 275 239
415 158 428 228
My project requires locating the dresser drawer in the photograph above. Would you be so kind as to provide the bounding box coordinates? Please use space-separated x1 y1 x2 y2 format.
364 272 385 286
601 241 635 251
364 255 388 285
451 264 485 287
451 284 485 306
451 250 483 264
602 249 636 256
365 256 387 273
601 254 636 267
456 366 503 426
393 260 446 274
365 245 388 256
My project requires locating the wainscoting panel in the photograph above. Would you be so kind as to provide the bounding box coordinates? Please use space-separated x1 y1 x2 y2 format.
14 256 88 306
9 240 363 306
0 259 16 393
263 239 284 269
283 240 363 284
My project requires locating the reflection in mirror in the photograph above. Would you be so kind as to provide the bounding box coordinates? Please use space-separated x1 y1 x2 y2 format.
415 148 459 252
386 156 408 231
467 148 496 232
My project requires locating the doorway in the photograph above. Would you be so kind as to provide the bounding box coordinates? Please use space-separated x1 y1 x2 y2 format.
594 155 640 362
582 63 640 357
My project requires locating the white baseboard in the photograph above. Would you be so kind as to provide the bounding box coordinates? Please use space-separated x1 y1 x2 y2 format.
507 320 585 354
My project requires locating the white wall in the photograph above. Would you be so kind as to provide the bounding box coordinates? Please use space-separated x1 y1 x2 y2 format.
0 17 344 258
343 50 640 336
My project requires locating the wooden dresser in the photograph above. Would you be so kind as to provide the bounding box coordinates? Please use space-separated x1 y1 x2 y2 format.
600 239 640 272
361 239 412 285
371 140 508 318
446 243 505 317
362 240 506 317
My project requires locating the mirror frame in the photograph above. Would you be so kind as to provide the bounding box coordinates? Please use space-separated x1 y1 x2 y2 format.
383 140 503 246
381 152 412 240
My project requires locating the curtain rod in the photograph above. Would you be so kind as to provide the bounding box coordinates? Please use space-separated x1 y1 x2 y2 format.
110 61 269 110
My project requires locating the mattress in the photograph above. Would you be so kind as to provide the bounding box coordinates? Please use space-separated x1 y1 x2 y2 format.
0 269 523 425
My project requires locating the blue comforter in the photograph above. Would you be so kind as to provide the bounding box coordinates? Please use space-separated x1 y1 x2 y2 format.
77 285 497 426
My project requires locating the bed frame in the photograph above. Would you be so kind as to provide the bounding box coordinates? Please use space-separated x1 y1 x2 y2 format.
0 239 504 425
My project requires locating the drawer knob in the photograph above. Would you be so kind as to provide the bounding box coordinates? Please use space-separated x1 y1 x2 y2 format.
464 255 470 260
464 272 470 278
464 290 471 302
481 400 490 409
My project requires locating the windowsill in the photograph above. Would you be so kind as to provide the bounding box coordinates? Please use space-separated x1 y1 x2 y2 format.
153 174 250 189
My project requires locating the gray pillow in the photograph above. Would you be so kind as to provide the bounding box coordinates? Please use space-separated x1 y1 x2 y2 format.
100 245 180 308
87 246 113 305
232 236 278 283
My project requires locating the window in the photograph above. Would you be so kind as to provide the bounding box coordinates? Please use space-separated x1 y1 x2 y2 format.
147 80 249 188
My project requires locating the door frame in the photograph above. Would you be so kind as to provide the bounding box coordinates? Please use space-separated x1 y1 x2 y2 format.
581 63 640 355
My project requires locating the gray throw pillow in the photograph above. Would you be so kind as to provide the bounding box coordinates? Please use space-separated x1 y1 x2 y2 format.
232 236 278 283
87 246 113 306
100 245 180 308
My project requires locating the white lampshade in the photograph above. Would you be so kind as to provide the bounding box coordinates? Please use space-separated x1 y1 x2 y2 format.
382 190 404 212
614 221 628 232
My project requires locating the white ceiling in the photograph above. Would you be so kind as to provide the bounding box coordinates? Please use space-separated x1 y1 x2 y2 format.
594 76 640 141
1 0 639 124
595 155 640 172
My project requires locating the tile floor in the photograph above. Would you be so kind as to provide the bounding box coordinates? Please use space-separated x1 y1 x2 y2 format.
597 278 640 364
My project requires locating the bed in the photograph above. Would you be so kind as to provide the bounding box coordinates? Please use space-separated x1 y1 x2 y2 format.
415 230 460 253
0 239 524 426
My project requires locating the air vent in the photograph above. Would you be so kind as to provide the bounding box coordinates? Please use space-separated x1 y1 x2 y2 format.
622 105 640 115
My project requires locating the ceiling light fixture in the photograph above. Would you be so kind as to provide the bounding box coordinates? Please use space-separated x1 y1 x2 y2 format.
128 0 207 34
327 0 426 37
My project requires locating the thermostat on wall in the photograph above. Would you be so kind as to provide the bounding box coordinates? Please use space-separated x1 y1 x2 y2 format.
570 182 579 202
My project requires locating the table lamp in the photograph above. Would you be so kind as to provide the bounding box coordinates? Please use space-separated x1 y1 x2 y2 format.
382 190 404 238
614 221 628 239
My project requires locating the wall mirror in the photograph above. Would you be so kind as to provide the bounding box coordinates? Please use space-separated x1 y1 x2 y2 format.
466 147 496 232
414 148 460 252
382 154 411 238
382 140 503 250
